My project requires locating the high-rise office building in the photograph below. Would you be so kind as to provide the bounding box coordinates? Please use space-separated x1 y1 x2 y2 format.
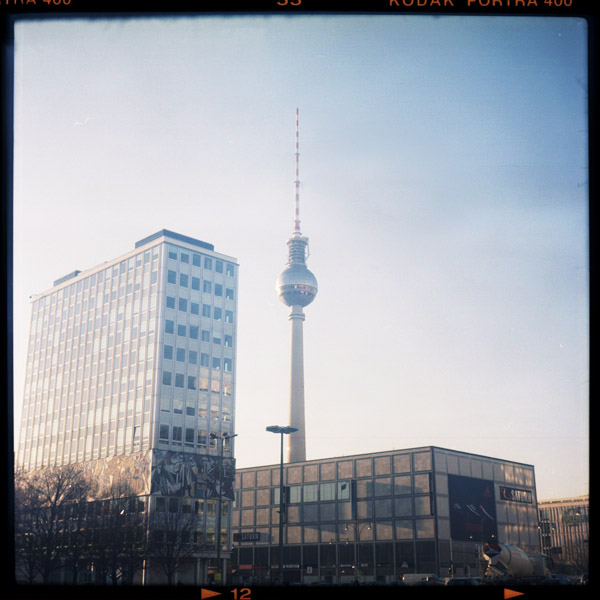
16 229 238 584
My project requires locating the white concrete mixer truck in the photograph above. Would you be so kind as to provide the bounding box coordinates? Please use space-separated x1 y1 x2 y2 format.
482 542 554 584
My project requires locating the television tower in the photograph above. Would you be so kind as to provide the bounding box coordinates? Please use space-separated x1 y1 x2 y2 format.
275 109 318 463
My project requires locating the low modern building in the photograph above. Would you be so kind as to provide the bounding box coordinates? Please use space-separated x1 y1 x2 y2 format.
231 446 541 585
538 495 589 574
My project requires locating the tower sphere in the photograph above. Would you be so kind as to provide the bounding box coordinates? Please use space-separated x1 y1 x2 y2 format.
276 262 318 307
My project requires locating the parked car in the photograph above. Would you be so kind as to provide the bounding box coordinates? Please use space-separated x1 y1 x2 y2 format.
402 573 439 585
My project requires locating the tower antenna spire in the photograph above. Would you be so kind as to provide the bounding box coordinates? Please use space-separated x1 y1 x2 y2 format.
293 107 301 235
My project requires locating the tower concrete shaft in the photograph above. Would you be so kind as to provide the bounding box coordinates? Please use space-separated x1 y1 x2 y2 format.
286 306 307 463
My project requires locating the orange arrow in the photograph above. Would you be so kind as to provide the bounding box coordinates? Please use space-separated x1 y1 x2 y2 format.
201 589 222 600
504 589 525 599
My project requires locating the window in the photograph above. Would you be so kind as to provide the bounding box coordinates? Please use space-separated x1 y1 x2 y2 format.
180 252 189 264
202 304 211 318
225 310 233 323
215 260 223 273
197 429 207 446
191 302 199 315
214 284 223 297
162 371 172 386
201 329 210 342
159 424 169 440
394 475 412 495
167 270 177 284
200 353 210 367
414 474 430 494
172 427 182 442
415 496 431 516
226 263 234 277
165 320 174 334
224 335 232 347
166 296 176 309
189 325 199 340
180 274 188 288
163 345 173 360
193 254 201 267
192 277 200 290
320 483 336 501
204 257 212 270
173 398 183 414
175 373 185 388
214 308 222 321
224 358 232 372
168 246 178 260
188 376 196 390
203 280 212 293
177 324 186 337
176 348 186 362
178 298 188 312
226 288 234 300
304 484 318 502
185 428 194 444
189 350 198 364
212 357 221 370
395 497 412 517
338 481 351 500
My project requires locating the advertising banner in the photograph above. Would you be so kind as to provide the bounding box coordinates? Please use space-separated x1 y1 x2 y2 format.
448 474 498 542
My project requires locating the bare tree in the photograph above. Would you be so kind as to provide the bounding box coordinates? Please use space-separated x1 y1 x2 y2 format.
14 465 95 584
87 479 149 585
148 504 198 585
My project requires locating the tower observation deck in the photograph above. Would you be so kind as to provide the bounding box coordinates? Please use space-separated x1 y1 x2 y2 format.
275 109 317 463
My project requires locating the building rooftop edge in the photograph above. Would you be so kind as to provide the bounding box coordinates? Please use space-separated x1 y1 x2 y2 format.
31 230 237 300
538 494 590 504
234 445 536 472
135 229 215 252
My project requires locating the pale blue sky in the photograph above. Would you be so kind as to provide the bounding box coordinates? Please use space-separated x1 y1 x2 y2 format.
13 15 588 499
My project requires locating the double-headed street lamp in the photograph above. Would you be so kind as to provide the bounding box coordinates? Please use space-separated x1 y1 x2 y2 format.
344 521 372 583
266 425 298 584
209 431 237 585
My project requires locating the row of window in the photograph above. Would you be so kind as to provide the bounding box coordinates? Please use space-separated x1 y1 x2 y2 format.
155 494 228 516
165 310 233 332
160 396 231 418
235 496 433 526
240 477 431 508
164 335 232 360
167 245 235 277
162 363 232 389
232 518 436 543
158 424 234 448
165 279 234 299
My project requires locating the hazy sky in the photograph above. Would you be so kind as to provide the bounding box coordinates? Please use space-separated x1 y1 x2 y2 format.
12 15 588 500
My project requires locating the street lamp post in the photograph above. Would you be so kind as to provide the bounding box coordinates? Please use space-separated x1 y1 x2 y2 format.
266 425 298 584
344 521 371 583
210 432 237 585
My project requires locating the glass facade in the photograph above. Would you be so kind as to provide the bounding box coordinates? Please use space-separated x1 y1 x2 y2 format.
231 447 539 584
538 495 589 573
